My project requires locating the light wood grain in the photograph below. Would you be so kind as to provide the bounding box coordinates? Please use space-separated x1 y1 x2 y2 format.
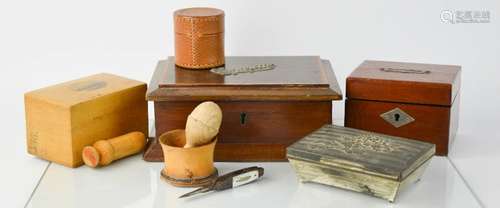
82 132 146 168
25 73 148 168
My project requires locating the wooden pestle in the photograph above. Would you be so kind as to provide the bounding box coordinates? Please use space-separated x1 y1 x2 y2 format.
82 131 146 167
184 101 222 148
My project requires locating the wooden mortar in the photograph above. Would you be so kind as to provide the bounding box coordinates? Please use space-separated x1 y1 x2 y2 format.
159 129 218 187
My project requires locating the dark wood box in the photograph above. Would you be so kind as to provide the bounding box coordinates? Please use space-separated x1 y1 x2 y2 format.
345 60 461 155
144 56 342 161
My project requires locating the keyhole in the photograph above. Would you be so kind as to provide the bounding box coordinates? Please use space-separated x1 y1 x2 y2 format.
240 112 247 125
394 113 400 122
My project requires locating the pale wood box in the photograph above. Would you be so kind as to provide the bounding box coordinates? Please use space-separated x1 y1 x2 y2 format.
287 124 435 202
25 73 148 168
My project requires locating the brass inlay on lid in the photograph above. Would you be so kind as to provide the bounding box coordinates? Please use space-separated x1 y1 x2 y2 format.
210 64 276 76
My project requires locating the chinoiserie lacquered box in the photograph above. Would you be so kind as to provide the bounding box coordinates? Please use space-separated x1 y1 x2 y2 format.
345 60 461 155
287 124 435 202
144 56 342 162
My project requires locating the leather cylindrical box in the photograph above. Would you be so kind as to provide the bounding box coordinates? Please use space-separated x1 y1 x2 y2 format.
174 7 225 69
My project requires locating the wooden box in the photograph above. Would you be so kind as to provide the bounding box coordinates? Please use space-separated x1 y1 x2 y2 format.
25 73 148 168
287 124 435 202
345 60 461 155
144 56 342 161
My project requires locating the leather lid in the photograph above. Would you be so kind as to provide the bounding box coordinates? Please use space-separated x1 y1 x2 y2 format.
174 7 224 35
347 60 461 106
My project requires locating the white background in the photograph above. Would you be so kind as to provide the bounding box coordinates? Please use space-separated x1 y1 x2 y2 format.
1 0 499 207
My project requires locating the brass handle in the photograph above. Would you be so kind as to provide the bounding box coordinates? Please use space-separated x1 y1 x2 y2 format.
380 67 430 74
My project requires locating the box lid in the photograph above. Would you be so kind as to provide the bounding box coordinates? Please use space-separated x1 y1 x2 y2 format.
286 125 435 181
347 60 461 106
146 56 342 101
174 7 225 35
25 73 145 107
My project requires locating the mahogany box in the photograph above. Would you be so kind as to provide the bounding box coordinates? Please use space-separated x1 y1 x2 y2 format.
144 56 342 161
345 60 461 155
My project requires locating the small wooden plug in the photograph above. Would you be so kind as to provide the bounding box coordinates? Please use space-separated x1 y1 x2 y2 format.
82 131 146 168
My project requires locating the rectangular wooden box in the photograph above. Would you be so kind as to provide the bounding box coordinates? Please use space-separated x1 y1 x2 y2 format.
25 73 148 168
144 56 342 161
287 124 435 202
345 60 461 155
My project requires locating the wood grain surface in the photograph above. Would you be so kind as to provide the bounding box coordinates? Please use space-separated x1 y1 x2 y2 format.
144 101 332 161
347 60 460 106
144 56 342 161
146 57 342 101
25 73 148 167
345 98 458 155
345 60 461 155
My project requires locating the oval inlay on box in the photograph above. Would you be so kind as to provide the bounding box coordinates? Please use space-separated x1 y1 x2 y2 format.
70 80 107 91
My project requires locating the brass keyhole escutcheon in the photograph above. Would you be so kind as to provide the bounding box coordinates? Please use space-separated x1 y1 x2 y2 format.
394 113 400 122
240 112 247 125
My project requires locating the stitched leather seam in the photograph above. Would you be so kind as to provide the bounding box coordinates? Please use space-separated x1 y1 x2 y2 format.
191 20 196 65
177 61 225 68
175 17 222 22
175 32 223 36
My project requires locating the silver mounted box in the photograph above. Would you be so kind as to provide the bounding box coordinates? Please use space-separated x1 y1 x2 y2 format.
286 124 435 202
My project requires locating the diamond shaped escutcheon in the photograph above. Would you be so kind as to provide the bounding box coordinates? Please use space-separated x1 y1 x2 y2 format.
380 108 415 128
